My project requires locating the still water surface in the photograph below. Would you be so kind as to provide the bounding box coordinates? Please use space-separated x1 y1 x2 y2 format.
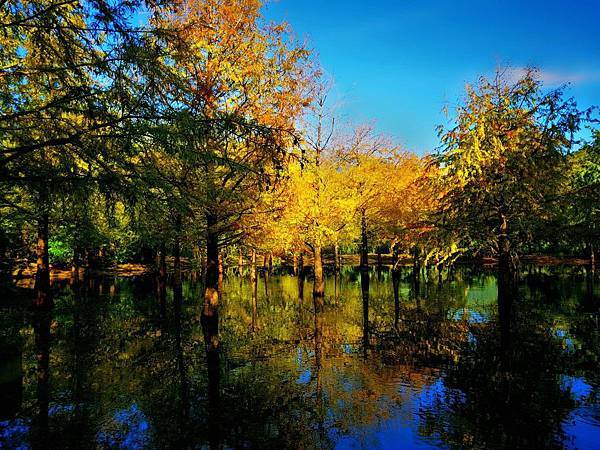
0 267 599 449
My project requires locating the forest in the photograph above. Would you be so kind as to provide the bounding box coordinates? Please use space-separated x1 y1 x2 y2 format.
2 0 598 314
1 1 599 448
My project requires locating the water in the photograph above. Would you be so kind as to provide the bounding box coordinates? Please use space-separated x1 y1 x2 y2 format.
0 266 598 449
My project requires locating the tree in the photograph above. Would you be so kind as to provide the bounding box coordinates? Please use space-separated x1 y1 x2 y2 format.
435 67 585 344
158 0 316 357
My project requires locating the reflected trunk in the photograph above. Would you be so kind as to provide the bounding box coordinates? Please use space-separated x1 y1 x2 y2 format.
250 250 258 332
0 342 22 421
201 213 220 359
360 211 369 356
159 242 167 320
207 344 221 450
201 213 220 447
498 214 515 353
173 293 190 430
33 311 51 447
313 295 325 447
173 215 182 308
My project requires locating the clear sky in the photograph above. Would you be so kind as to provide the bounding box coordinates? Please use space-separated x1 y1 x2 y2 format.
264 0 600 154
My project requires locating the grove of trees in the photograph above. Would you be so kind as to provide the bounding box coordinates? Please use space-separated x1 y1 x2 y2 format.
1 1 598 355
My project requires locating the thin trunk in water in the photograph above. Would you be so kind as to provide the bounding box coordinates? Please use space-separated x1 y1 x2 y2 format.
34 192 52 310
250 250 258 331
313 246 324 378
201 213 220 358
497 214 514 353
298 252 305 301
313 245 325 301
587 241 596 302
392 246 401 329
173 215 182 307
159 242 167 320
33 311 50 446
360 211 369 355
412 246 420 300
203 216 220 447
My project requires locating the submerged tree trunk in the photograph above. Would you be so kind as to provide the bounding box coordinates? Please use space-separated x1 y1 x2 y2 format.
587 241 596 302
173 215 182 307
313 246 324 374
392 246 401 329
250 250 258 332
360 211 369 355
498 214 515 352
33 311 50 446
34 194 52 310
298 252 305 301
313 245 325 300
412 246 420 300
159 242 167 320
201 213 220 358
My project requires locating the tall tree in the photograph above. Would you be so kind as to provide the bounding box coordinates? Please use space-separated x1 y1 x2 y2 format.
435 68 585 343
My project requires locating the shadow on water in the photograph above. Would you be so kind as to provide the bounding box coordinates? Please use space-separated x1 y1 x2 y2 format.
0 266 598 448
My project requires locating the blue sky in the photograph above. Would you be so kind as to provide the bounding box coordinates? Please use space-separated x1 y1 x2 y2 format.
264 0 600 154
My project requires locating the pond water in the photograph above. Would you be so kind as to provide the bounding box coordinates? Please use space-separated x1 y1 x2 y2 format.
0 267 599 449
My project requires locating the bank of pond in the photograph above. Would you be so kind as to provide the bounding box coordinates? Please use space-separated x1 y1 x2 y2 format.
0 266 598 449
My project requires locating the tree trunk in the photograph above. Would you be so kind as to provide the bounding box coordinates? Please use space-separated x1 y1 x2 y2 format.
392 247 401 329
159 242 167 320
33 311 50 446
268 252 273 274
313 246 324 370
201 213 220 357
587 241 596 302
173 215 182 308
34 199 52 310
250 250 258 332
238 250 243 276
298 252 305 301
412 246 420 300
293 253 298 276
360 211 369 355
334 244 340 273
498 214 514 352
313 245 325 301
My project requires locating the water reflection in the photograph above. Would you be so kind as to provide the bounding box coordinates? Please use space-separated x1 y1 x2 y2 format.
0 267 598 448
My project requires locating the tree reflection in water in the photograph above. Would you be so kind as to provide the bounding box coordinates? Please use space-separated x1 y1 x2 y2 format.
0 267 598 448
